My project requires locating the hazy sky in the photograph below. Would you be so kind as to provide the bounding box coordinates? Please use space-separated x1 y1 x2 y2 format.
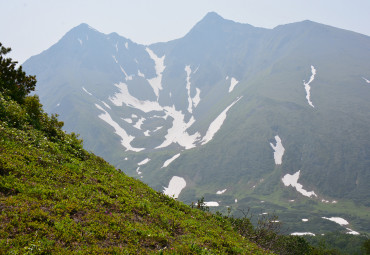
1 0 370 64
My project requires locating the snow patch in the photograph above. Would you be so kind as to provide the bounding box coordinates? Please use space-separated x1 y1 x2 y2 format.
138 158 150 166
136 167 142 175
302 219 309 222
184 66 201 112
115 43 118 52
78 38 82 45
146 47 165 99
201 97 242 145
162 153 181 168
123 118 133 124
156 106 200 149
216 189 227 195
229 77 239 92
95 104 143 152
303 65 316 108
163 176 186 199
346 228 360 235
270 135 285 165
291 232 315 236
322 217 348 226
363 77 370 83
138 70 145 78
204 202 219 207
133 117 145 130
282 170 317 197
109 82 163 112
193 88 201 108
144 130 150 136
125 42 128 49
110 81 199 150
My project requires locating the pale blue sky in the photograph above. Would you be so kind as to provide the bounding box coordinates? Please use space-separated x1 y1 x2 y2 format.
1 0 370 64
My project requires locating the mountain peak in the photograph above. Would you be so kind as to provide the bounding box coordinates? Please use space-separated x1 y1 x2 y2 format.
203 12 224 21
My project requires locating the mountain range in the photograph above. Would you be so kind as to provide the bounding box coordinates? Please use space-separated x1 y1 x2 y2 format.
23 12 370 235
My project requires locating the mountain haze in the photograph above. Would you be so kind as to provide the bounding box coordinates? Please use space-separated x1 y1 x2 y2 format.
23 12 370 235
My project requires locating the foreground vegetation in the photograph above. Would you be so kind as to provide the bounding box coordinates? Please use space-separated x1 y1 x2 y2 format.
1 43 369 254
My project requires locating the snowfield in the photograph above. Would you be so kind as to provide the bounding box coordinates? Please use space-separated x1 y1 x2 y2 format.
270 135 285 165
282 170 317 197
163 176 186 199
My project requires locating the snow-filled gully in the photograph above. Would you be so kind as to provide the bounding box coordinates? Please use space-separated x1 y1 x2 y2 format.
303 65 316 108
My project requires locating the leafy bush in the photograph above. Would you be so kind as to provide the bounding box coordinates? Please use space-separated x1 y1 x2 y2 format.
0 43 36 104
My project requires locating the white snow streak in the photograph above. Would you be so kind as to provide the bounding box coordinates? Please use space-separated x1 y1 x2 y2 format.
204 202 219 207
282 170 317 197
201 97 242 145
138 158 150 166
82 87 92 96
216 189 227 194
115 43 118 52
162 153 181 168
101 101 111 109
322 217 348 226
153 126 163 132
146 47 165 99
125 42 128 49
229 77 239 92
302 219 309 222
363 77 370 83
95 104 143 152
78 38 83 45
144 130 150 136
291 232 315 236
192 88 201 107
270 135 285 165
119 66 133 81
163 176 186 199
185 65 193 113
303 65 316 108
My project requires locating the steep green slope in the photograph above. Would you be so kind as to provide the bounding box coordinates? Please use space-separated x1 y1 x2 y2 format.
0 45 273 254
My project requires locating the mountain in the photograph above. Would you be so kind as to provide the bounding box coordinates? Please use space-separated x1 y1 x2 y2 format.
23 12 370 235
